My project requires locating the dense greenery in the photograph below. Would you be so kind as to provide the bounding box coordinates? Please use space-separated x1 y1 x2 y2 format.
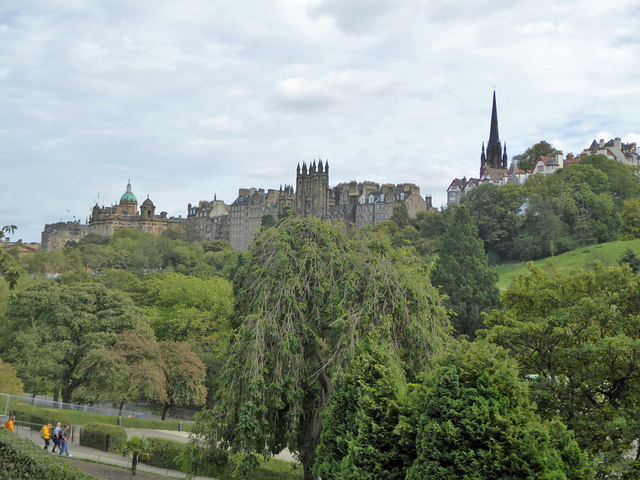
0 429 97 479
192 217 449 480
80 422 128 453
483 263 640 476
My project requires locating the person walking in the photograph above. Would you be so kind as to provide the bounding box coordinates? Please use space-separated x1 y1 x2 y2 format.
3 415 16 433
58 425 71 457
40 422 52 450
51 422 62 453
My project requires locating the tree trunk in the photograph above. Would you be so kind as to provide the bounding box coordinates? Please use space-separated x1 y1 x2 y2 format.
132 453 138 475
119 399 126 416
161 404 170 421
53 387 59 403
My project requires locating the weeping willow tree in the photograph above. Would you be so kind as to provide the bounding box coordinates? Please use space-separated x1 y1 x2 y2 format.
190 217 450 480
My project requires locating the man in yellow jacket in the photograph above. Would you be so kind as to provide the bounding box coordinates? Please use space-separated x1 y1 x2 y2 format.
4 415 15 433
41 422 52 450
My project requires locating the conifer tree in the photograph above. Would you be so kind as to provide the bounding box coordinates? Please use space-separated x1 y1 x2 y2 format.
430 205 499 337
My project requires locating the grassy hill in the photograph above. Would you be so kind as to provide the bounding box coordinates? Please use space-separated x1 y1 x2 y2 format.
496 239 640 291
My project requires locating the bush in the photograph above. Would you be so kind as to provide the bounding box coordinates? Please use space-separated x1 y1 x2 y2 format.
80 423 127 453
0 429 96 479
144 437 185 469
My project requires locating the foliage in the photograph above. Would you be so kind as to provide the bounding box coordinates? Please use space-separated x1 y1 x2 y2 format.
483 263 640 476
406 340 593 480
144 437 185 470
390 201 410 228
77 333 167 412
0 358 24 395
512 140 557 172
3 282 152 402
619 197 640 240
618 247 640 273
0 429 97 479
159 340 207 420
313 337 409 480
410 210 444 256
120 436 152 476
0 225 22 289
136 272 233 341
80 422 127 453
261 214 277 227
192 217 449 480
431 205 500 337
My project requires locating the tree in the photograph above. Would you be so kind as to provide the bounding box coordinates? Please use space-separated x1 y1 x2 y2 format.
430 205 500 338
4 282 153 402
618 247 640 273
0 225 22 289
619 198 640 240
159 341 207 420
482 263 640 476
121 436 151 476
313 336 409 480
406 340 592 480
512 140 557 172
0 358 24 395
390 201 410 228
77 333 167 414
192 217 449 480
261 213 276 228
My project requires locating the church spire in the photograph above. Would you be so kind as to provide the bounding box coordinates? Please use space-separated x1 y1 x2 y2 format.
483 90 504 172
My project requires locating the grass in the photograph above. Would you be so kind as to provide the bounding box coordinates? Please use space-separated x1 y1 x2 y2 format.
216 457 302 480
11 402 194 432
495 238 640 291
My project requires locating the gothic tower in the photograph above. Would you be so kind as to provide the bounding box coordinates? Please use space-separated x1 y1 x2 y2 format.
480 91 507 175
295 159 329 217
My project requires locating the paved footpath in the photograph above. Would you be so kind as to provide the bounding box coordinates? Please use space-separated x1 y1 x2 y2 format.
14 424 215 479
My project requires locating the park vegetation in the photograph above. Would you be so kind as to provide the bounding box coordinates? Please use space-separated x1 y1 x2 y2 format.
1 150 640 478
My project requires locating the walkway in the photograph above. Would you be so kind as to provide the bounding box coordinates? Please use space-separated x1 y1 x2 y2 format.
14 423 214 480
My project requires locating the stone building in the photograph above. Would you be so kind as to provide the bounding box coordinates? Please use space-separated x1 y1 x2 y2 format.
296 160 329 217
40 221 89 250
187 196 231 242
87 181 184 239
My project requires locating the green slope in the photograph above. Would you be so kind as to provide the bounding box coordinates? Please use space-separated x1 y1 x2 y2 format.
496 239 640 291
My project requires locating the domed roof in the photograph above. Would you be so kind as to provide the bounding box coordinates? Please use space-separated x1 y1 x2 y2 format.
142 196 154 206
120 180 137 203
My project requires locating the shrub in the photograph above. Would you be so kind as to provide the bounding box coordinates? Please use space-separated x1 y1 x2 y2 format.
144 437 185 469
80 423 127 453
0 429 96 479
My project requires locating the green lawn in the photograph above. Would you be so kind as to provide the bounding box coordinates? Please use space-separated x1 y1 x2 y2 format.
496 239 640 291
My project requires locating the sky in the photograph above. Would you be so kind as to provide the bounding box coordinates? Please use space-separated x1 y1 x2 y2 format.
2 0 640 243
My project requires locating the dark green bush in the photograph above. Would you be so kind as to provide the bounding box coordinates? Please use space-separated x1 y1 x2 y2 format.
143 437 185 469
0 429 96 479
80 423 127 453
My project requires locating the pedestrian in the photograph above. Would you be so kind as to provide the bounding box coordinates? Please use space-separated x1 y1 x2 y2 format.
40 422 52 450
58 424 72 457
3 415 16 433
51 421 61 453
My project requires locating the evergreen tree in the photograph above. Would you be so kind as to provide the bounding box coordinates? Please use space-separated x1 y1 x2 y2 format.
406 341 593 480
430 205 499 338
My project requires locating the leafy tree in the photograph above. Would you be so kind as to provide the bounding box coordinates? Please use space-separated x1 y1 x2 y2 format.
136 272 233 341
191 217 449 480
261 214 276 228
406 340 593 480
619 198 640 240
278 205 294 220
411 210 444 256
159 340 207 420
431 205 500 337
0 225 22 289
4 282 152 402
390 201 410 228
0 358 24 395
618 247 640 273
77 333 167 414
482 263 640 476
463 184 526 261
512 140 557 172
120 436 152 476
580 154 640 208
314 337 409 480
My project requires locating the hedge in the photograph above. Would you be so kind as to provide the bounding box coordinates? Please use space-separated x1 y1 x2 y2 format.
144 437 185 470
80 423 127 453
0 429 97 480
10 403 194 432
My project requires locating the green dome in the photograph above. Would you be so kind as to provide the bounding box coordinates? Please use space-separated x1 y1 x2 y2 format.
120 180 137 203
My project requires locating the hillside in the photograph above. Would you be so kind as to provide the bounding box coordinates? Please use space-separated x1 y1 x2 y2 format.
496 238 640 290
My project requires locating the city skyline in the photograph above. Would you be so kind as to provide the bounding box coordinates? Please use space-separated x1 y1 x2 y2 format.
2 0 639 243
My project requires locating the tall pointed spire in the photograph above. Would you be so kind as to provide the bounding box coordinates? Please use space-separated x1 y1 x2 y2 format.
486 91 502 167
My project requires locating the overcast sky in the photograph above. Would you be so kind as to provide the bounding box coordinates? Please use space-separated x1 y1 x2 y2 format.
2 0 639 243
